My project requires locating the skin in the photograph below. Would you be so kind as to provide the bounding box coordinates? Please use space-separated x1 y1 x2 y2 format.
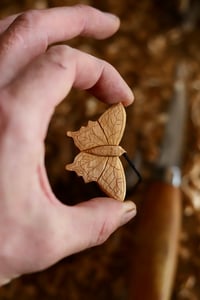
0 4 136 285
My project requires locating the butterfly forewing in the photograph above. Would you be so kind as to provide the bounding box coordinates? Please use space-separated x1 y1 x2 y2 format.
98 103 126 145
67 120 107 151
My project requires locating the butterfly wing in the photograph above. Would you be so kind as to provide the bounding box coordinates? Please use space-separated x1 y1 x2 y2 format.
66 103 126 200
67 103 126 151
66 154 125 201
67 120 107 151
66 152 108 183
98 103 126 145
97 156 126 201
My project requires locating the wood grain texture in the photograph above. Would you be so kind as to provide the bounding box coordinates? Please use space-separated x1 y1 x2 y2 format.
129 182 182 300
66 103 126 201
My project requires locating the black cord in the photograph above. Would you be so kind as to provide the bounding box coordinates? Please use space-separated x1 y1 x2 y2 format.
123 153 142 190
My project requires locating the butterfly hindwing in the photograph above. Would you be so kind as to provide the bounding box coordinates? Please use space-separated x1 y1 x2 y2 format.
97 156 126 201
66 152 108 184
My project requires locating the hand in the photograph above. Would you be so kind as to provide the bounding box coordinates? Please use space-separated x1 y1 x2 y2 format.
0 5 136 285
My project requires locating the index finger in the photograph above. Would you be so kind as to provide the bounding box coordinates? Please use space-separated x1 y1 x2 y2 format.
4 45 133 142
0 5 120 86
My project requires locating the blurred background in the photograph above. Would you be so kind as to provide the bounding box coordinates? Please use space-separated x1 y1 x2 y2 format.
0 0 200 299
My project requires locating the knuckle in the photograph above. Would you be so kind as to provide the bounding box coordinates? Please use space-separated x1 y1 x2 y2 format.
47 45 73 70
73 4 93 35
14 10 42 30
74 4 97 15
74 4 90 12
48 44 70 57
3 10 46 50
95 220 111 246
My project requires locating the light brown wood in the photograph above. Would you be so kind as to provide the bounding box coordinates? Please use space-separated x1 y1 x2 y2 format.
128 181 182 300
66 103 127 201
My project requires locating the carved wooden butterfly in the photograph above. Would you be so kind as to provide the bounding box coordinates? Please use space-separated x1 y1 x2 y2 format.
66 103 126 201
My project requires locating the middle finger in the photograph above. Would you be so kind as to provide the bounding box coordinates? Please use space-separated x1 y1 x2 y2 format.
0 5 120 87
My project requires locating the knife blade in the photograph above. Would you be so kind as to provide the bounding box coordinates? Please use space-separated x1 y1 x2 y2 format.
158 63 187 171
128 63 187 300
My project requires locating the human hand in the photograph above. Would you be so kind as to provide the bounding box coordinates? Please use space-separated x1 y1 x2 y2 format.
0 5 136 285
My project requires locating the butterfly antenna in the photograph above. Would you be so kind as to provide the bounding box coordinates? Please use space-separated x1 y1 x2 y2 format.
123 153 142 190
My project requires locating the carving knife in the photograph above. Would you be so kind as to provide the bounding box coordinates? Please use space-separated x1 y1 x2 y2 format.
128 63 187 300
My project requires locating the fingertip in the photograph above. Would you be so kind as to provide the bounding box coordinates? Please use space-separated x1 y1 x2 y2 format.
120 200 137 226
103 12 120 29
74 4 120 39
88 61 135 106
78 197 137 228
122 87 135 107
122 200 137 214
60 197 137 254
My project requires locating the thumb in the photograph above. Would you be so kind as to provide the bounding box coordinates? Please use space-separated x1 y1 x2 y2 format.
55 198 136 258
16 198 136 275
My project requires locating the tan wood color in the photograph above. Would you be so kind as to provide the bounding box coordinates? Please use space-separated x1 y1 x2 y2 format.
129 181 182 300
66 103 127 201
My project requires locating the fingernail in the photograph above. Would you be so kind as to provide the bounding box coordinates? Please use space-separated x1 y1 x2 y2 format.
120 201 137 226
104 12 120 22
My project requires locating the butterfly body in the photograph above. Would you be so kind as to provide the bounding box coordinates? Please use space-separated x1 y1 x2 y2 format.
84 145 126 157
66 103 126 201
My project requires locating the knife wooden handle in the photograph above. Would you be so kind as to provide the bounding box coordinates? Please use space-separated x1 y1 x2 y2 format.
128 181 182 300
